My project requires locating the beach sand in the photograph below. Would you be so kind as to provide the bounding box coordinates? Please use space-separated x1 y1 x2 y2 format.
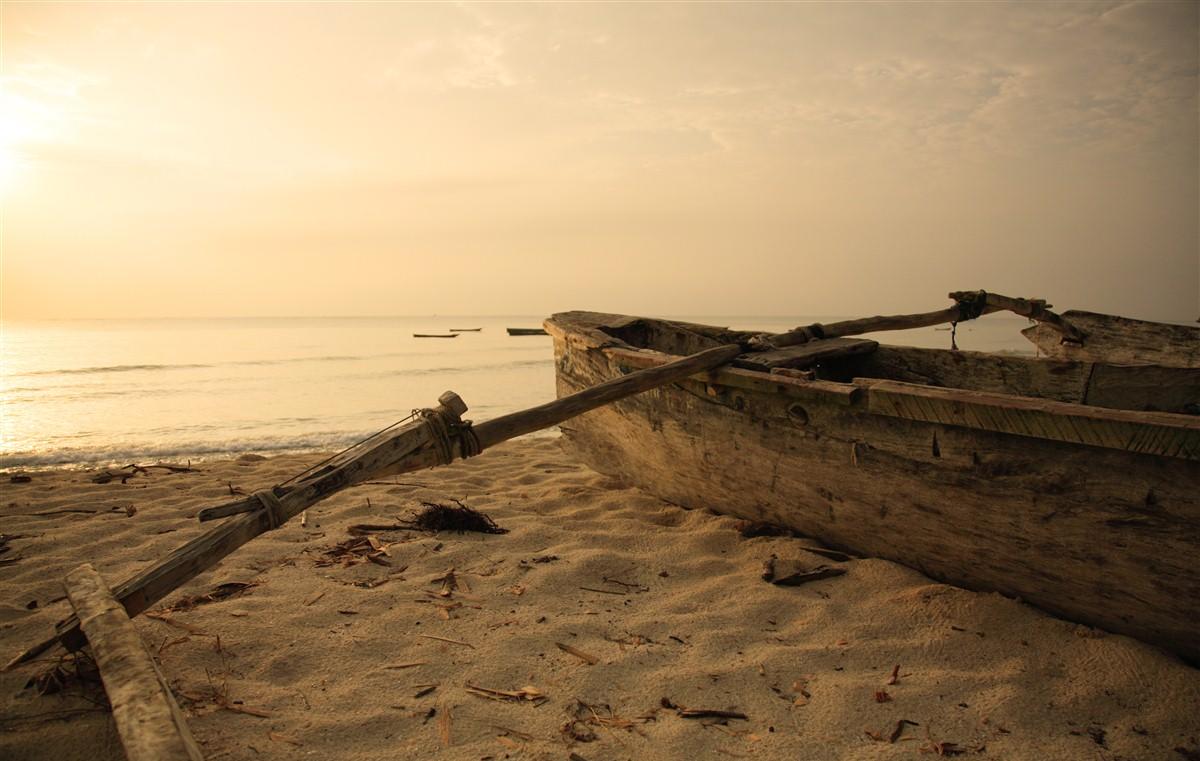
1 436 1198 760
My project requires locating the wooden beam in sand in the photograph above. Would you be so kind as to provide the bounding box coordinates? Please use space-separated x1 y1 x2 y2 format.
64 563 205 761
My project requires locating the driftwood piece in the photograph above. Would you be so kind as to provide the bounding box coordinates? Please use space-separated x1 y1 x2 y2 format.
771 565 847 586
64 564 204 761
766 290 1083 349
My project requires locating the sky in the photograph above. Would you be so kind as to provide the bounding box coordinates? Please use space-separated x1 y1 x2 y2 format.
1 1 1196 321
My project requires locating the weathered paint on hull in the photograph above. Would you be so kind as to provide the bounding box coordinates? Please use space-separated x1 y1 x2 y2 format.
551 332 1200 663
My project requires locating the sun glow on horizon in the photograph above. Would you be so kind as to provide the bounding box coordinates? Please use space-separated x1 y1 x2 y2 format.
0 87 50 197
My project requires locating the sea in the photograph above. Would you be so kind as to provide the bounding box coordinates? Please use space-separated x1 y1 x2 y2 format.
0 314 1035 470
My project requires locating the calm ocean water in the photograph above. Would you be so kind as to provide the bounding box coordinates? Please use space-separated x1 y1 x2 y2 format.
0 314 1034 469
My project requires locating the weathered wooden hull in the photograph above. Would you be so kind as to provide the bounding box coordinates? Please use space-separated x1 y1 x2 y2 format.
1023 310 1200 368
546 312 1200 663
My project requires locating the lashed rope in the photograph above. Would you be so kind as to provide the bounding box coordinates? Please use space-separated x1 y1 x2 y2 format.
252 489 286 530
418 407 481 464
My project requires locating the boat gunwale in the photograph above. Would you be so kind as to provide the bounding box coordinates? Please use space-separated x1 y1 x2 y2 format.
544 311 1200 453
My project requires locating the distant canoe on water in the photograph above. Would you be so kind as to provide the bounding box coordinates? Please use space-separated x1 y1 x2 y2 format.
413 333 459 338
450 328 482 332
507 328 549 336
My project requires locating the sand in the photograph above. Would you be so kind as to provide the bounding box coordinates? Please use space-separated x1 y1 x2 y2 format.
1 436 1198 761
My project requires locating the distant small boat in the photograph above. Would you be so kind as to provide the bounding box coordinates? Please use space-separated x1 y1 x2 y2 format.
413 333 459 339
450 328 482 332
507 327 549 336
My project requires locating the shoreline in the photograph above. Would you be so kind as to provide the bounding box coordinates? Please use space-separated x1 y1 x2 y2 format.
0 429 563 474
2 436 1198 760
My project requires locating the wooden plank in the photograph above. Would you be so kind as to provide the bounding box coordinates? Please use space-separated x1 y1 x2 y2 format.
1084 363 1200 414
731 337 878 371
1023 310 1200 368
602 346 863 405
65 564 204 761
859 378 1200 460
838 346 1091 403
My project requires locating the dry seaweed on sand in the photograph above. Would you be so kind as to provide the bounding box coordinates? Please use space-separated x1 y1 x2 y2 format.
23 651 103 697
399 499 508 534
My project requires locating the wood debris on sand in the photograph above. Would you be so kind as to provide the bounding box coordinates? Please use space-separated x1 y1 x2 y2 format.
561 700 656 743
762 555 848 587
158 582 257 613
556 642 600 665
315 535 393 567
661 697 748 721
90 463 199 484
464 683 548 706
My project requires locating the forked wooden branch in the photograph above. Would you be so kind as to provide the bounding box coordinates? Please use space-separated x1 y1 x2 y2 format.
768 290 1084 348
6 289 1077 669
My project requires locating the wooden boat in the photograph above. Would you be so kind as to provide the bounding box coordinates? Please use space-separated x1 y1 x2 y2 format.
413 333 458 338
545 308 1200 661
508 327 549 336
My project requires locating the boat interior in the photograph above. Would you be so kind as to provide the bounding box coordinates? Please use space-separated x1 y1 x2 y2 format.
586 314 1199 416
